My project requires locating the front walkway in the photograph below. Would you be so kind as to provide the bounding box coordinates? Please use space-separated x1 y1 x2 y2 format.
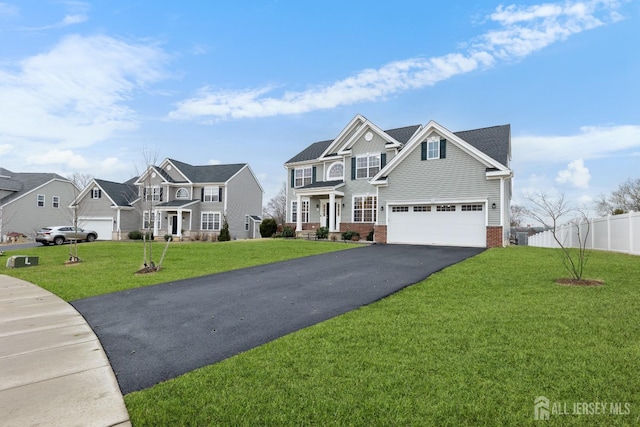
0 275 130 427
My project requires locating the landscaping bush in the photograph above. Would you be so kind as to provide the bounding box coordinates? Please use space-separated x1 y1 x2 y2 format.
366 229 374 241
341 230 360 241
316 227 329 239
218 219 231 241
164 234 173 241
128 231 154 241
260 218 278 237
281 226 295 238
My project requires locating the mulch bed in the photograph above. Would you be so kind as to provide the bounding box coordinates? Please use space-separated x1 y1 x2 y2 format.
556 278 604 286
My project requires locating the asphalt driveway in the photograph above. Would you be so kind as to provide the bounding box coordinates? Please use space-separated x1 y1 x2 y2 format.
72 244 483 394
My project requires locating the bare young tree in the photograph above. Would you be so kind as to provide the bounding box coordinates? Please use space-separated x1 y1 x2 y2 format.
595 178 640 215
67 172 94 191
263 182 287 225
135 147 161 272
525 192 591 281
510 204 526 227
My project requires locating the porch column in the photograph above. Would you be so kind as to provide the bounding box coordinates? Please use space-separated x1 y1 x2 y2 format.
116 208 121 240
153 209 159 237
329 192 336 232
296 194 302 231
177 209 183 236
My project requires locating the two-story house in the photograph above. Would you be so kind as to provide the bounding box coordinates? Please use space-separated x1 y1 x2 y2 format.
75 159 264 240
284 114 512 247
0 168 78 241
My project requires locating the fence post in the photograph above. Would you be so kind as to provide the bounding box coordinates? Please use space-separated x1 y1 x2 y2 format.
607 214 612 251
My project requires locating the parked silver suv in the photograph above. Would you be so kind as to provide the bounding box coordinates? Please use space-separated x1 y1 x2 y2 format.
36 226 98 246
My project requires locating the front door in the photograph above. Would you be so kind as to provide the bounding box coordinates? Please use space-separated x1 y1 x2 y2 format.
171 215 179 235
320 200 341 231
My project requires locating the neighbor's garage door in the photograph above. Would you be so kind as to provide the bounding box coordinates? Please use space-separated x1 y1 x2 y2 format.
78 217 112 241
387 203 486 247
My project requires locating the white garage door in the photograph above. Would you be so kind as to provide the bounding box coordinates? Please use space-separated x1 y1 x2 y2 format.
387 203 486 247
78 217 113 241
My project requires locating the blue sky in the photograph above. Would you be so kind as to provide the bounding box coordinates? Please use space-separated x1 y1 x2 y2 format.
1 0 638 217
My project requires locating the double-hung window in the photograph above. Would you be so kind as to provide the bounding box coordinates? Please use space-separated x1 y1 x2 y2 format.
355 154 380 179
291 201 298 223
203 187 220 202
353 196 377 222
301 199 309 223
145 186 162 202
143 211 160 229
52 196 60 208
91 188 101 199
201 212 221 231
294 167 313 188
36 194 45 207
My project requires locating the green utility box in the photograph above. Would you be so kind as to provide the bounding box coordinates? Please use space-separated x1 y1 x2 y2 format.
6 255 39 268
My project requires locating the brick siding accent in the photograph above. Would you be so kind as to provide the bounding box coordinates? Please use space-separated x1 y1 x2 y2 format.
374 225 387 244
338 223 376 240
486 226 504 248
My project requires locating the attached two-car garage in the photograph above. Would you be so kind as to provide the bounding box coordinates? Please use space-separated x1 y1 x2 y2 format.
78 217 113 241
386 203 486 247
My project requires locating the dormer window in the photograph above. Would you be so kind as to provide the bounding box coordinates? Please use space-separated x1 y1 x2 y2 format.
176 188 189 199
327 162 344 181
91 188 101 199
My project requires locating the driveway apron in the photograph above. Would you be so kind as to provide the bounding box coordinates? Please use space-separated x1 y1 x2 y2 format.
72 244 483 394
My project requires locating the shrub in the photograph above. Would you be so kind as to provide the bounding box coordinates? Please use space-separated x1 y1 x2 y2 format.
260 218 278 237
164 234 173 241
281 226 295 238
341 230 360 241
316 227 329 239
128 230 143 240
218 219 231 241
366 229 375 241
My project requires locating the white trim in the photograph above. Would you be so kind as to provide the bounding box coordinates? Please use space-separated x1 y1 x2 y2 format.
161 159 191 183
326 161 344 181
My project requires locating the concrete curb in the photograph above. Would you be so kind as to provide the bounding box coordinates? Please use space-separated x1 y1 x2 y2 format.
0 275 131 427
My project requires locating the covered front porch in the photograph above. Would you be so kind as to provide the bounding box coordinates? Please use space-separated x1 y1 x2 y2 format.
293 182 345 233
152 200 197 239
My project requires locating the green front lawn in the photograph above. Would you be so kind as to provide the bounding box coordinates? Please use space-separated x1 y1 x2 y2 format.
3 242 638 425
0 239 352 301
123 247 640 426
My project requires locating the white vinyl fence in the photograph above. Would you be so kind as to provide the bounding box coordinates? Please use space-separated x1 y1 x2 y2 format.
528 211 640 256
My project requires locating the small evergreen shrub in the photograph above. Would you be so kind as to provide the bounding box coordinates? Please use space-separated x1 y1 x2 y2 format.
341 230 360 241
218 219 231 241
128 230 143 240
367 229 375 241
316 227 329 239
281 226 295 238
260 218 278 237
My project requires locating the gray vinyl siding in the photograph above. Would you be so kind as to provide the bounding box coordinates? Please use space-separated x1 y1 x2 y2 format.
350 131 387 156
378 139 501 225
76 188 117 221
1 180 77 238
225 166 263 239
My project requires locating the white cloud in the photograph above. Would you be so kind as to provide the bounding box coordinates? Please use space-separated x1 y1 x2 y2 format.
513 124 640 164
207 159 222 165
169 0 623 121
0 143 12 156
0 34 169 150
556 159 591 188
26 149 89 169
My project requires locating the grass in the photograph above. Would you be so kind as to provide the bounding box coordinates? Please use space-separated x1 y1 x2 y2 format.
3 243 638 425
122 247 640 426
0 239 352 301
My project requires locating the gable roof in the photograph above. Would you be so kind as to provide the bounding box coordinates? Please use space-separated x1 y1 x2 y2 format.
285 124 421 165
454 124 510 167
0 169 73 205
372 121 511 183
94 179 138 207
164 159 248 183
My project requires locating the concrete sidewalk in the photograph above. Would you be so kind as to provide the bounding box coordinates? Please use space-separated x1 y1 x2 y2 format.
0 275 130 427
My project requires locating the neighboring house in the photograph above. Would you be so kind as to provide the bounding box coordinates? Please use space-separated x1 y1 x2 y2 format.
75 159 264 240
284 114 512 248
73 178 139 240
0 168 79 241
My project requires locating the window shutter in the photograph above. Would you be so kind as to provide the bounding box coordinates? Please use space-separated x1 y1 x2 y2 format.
381 153 387 168
351 158 356 180
201 188 204 202
312 166 316 184
440 139 446 159
219 187 223 203
421 142 427 161
160 188 164 202
98 189 102 198
143 188 147 199
290 169 295 188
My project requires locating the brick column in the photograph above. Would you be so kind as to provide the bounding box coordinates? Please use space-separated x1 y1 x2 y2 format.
486 226 503 248
374 225 387 244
